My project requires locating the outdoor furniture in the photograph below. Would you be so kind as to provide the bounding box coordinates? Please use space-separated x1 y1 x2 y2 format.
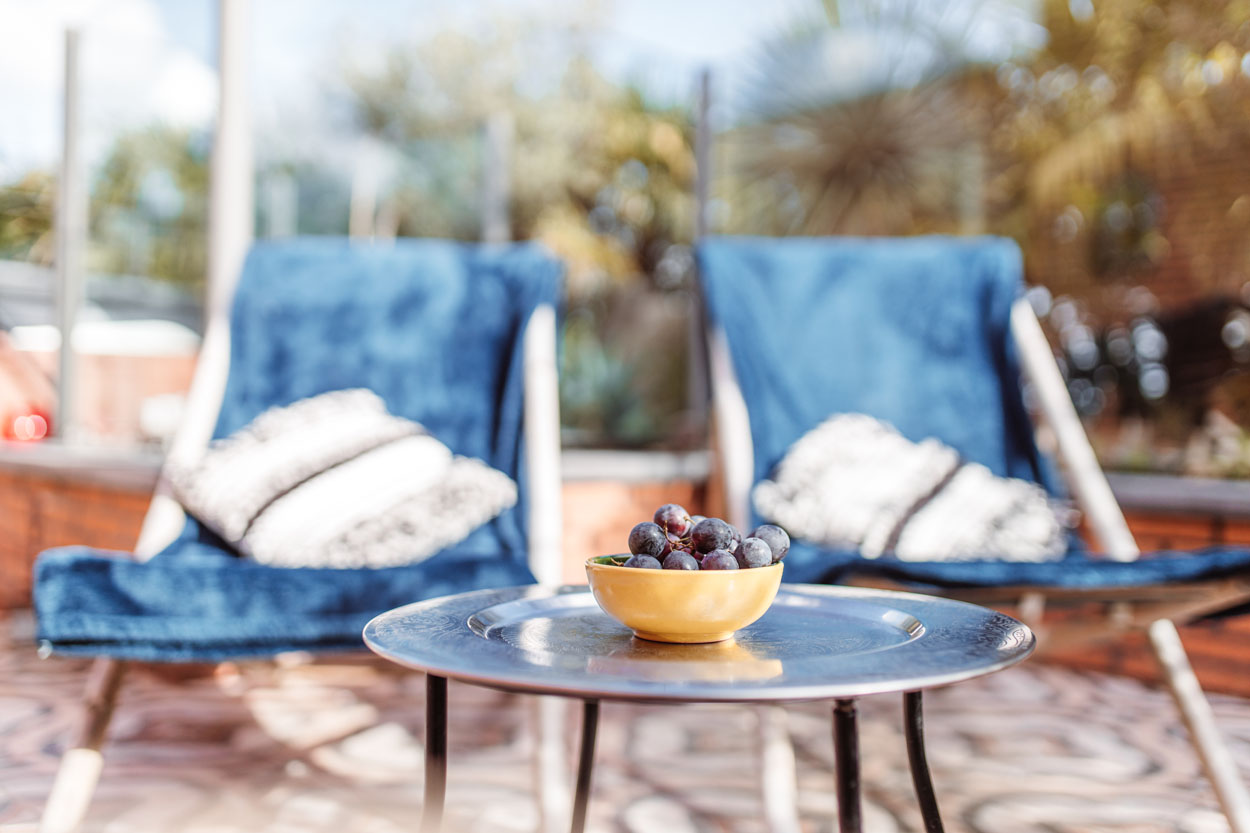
364 583 1035 833
698 234 1250 833
31 238 566 833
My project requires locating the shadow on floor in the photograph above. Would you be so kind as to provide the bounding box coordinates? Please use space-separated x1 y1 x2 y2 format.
2 610 1247 833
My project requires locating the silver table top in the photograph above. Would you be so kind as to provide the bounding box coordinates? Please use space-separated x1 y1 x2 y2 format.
363 584 1035 703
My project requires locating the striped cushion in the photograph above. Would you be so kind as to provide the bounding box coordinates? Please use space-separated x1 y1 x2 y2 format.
165 389 517 568
752 413 1068 562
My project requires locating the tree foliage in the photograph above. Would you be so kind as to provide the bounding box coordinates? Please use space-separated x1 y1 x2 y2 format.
339 20 699 447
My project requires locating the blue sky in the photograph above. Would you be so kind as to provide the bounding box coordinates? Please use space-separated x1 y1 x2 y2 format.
0 0 807 174
0 0 1042 175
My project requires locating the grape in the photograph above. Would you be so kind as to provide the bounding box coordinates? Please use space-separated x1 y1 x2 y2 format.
689 514 707 527
662 552 700 571
624 554 662 569
690 517 735 553
727 526 743 553
736 537 773 569
751 524 790 563
660 530 687 557
628 522 666 557
653 503 693 537
700 549 739 570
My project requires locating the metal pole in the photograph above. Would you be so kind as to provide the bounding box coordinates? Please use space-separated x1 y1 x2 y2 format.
694 69 711 240
833 699 862 833
423 674 448 832
262 171 297 239
903 691 945 833
348 137 378 241
569 699 599 833
208 0 253 321
55 28 85 442
482 111 513 244
689 68 712 433
957 142 985 236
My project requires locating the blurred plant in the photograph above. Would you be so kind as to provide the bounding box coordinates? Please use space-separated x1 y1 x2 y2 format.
0 126 209 291
991 0 1250 237
340 29 695 297
89 126 210 290
991 0 1250 470
0 170 56 264
727 0 1250 475
723 0 1032 236
339 18 698 448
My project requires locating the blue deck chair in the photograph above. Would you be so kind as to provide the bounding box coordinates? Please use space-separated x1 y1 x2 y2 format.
33 238 566 832
699 235 1250 833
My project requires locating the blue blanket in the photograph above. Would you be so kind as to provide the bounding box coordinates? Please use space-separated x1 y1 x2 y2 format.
35 238 561 661
699 235 1250 598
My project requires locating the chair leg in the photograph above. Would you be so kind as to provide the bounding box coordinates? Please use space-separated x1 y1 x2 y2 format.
40 658 128 833
756 705 802 833
1148 619 1250 833
530 696 572 833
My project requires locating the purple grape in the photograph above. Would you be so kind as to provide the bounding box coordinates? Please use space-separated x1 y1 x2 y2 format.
653 503 693 537
660 530 686 557
628 522 667 557
700 549 739 570
736 537 773 569
727 526 743 553
662 552 700 571
689 514 707 526
751 524 790 563
691 517 735 553
624 554 662 569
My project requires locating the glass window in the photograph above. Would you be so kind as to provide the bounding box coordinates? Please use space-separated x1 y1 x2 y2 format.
0 1 213 448
711 0 1250 479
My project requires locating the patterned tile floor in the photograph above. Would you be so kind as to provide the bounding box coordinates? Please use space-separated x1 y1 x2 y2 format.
2 610 1249 833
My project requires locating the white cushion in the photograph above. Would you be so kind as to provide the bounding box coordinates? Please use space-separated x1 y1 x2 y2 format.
752 413 1067 562
165 389 517 568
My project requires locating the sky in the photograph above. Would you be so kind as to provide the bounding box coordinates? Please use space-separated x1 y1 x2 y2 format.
0 0 1043 177
0 0 805 176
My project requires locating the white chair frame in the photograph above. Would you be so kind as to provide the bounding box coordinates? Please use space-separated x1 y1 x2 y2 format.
38 282 567 833
707 298 1250 833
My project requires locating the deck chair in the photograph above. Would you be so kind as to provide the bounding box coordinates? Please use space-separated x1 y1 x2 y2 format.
698 235 1250 833
31 237 567 832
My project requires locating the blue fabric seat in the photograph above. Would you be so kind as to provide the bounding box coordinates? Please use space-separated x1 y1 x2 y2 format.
698 235 1250 598
34 238 562 662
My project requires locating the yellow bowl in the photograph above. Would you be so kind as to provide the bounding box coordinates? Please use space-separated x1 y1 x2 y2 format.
585 556 784 643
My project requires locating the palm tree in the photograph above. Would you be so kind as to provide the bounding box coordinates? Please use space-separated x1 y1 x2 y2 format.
722 0 1034 236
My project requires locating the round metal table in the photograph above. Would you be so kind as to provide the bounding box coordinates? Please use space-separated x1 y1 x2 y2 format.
364 583 1035 833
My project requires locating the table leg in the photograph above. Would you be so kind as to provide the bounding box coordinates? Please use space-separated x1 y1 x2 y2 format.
570 699 600 833
423 674 448 833
833 698 862 833
904 691 945 833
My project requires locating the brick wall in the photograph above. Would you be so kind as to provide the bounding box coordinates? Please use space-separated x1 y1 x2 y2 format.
2 462 1248 696
559 479 706 584
0 465 151 608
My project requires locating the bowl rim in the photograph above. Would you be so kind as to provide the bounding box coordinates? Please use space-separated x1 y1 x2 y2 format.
585 555 784 574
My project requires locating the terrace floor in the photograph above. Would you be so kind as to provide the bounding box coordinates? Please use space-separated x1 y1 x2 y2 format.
2 610 1249 833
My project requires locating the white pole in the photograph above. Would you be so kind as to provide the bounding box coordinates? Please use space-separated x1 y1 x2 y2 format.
207 0 253 319
55 28 85 442
140 0 255 555
1010 298 1139 559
